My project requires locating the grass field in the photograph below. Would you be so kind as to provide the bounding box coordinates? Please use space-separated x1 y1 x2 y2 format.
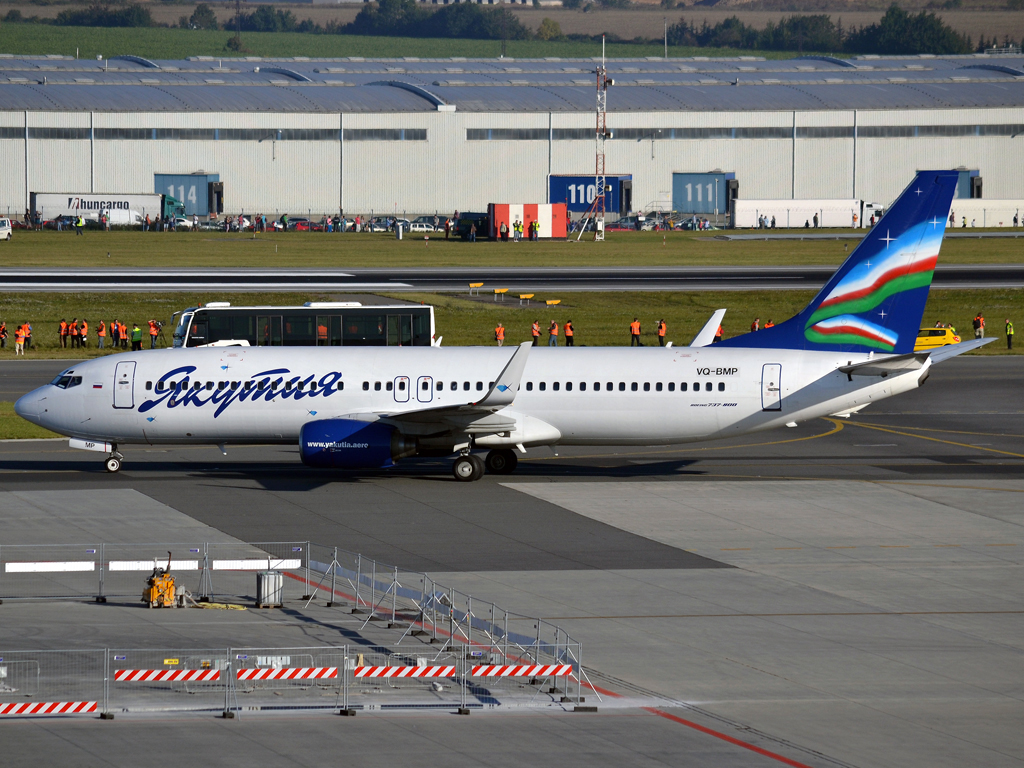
2 229 1023 269
1 288 1018 354
0 23 786 60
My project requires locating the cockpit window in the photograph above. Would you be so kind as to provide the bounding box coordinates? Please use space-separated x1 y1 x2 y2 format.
51 370 74 387
66 376 82 389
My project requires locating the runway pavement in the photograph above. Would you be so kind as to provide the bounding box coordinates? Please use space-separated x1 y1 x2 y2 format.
2 263 1023 292
0 357 1020 768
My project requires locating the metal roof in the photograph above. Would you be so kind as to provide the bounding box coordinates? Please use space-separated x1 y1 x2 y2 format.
2 53 1024 112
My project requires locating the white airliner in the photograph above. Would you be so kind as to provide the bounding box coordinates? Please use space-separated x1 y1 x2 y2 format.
16 171 992 481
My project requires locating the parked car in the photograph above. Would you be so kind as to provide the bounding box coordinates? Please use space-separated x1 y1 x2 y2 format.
914 326 960 351
171 216 194 230
292 219 324 232
411 215 439 231
0 217 12 241
43 215 76 231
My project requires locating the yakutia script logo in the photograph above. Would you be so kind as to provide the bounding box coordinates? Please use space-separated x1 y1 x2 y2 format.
138 366 343 418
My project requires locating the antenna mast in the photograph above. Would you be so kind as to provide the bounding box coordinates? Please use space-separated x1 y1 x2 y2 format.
595 35 608 241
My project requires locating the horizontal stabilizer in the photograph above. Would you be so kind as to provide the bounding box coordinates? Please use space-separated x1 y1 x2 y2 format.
928 337 997 362
839 352 929 377
690 309 726 347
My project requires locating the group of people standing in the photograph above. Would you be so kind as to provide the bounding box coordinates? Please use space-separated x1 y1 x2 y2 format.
57 319 152 351
498 219 540 242
0 322 32 355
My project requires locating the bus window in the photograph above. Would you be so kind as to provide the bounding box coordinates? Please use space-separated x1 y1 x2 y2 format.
187 320 208 347
316 316 329 346
344 313 386 346
329 315 342 346
387 315 413 346
413 312 431 346
284 315 316 346
257 316 283 346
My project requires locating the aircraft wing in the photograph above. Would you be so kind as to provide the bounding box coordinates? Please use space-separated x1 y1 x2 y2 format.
690 309 726 347
334 342 531 436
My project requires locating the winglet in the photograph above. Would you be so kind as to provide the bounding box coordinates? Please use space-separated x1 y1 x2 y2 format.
690 309 726 347
476 341 531 407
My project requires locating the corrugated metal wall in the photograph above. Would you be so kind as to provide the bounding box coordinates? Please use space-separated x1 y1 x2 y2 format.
3 106 1024 217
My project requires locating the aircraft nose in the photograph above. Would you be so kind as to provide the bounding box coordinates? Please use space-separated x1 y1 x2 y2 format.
14 389 43 423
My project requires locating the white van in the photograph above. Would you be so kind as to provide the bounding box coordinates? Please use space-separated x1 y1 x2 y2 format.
0 218 12 241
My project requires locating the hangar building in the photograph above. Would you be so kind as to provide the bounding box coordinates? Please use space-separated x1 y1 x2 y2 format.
1 52 1023 220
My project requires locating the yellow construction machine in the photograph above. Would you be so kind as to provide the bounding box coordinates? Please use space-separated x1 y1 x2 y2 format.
143 552 178 608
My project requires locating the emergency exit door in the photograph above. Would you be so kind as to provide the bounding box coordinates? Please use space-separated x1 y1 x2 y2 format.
113 361 136 409
393 376 410 403
417 376 433 403
761 363 782 411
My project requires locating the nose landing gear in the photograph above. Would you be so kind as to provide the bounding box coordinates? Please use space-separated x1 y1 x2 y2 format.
105 451 124 473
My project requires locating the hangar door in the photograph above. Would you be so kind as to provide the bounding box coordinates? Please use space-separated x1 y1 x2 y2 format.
672 172 734 215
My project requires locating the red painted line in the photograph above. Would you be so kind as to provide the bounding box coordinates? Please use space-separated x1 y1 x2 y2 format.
581 681 813 768
643 708 815 768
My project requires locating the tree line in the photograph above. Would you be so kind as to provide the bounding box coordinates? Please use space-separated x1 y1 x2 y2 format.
0 2 999 56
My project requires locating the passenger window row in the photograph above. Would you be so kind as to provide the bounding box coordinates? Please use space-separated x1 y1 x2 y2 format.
150 379 344 393
524 381 727 393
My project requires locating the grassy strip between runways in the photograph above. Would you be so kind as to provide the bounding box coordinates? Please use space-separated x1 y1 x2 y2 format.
1 229 1023 268
0 289 1019 354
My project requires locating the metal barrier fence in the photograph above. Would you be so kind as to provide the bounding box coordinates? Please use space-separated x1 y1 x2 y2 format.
0 645 584 717
0 540 593 716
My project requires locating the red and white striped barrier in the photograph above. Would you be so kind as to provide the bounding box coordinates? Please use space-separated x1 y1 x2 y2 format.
114 669 221 682
237 667 337 681
472 664 573 678
0 701 97 716
354 665 455 679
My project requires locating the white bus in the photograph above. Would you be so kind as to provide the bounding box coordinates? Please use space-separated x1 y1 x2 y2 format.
172 302 436 348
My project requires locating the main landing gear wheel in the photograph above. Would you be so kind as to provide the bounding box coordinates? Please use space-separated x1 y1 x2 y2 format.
452 454 485 482
105 455 122 473
485 449 518 475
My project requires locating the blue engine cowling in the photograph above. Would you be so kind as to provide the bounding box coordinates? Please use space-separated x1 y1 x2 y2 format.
299 418 417 469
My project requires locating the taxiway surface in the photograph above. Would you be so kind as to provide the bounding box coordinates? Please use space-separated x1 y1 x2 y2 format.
0 357 1021 768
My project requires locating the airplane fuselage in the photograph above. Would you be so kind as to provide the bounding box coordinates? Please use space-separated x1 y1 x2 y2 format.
16 344 924 449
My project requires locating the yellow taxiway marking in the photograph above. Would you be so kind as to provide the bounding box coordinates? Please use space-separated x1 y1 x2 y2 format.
985 543 1017 547
846 421 1024 459
858 422 1024 439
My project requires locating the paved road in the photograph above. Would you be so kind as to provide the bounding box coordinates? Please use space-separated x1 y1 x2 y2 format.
2 263 1023 292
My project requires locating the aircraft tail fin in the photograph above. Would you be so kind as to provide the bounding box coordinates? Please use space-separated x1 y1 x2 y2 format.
718 170 958 354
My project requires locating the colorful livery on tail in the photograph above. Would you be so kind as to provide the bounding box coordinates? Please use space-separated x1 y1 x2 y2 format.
720 170 958 354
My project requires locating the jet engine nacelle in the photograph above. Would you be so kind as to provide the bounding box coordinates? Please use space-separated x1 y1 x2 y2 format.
299 419 416 469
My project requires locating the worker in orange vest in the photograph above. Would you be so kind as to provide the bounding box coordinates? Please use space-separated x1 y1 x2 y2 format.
317 321 328 345
714 325 723 344
630 318 642 346
494 323 505 347
531 320 540 346
14 324 26 355
80 319 88 348
751 318 760 332
564 320 574 347
69 318 79 348
148 319 159 349
59 319 68 348
764 319 775 328
97 320 106 350
120 320 128 349
548 320 558 347
657 319 667 346
0 321 6 349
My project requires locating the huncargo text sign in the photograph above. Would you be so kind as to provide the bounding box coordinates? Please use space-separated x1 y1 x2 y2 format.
30 193 165 225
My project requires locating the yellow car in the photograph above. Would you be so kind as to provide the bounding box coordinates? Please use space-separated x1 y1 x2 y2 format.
914 327 961 351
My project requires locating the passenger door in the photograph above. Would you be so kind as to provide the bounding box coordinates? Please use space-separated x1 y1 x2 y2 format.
393 376 410 403
761 363 782 411
113 361 136 409
417 376 433 403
